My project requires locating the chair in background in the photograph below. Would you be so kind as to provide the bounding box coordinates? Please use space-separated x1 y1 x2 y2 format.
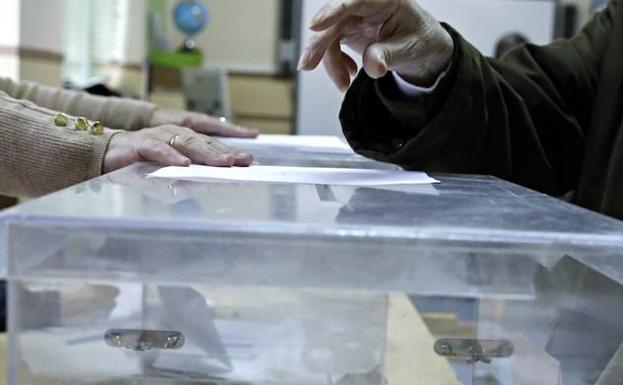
181 68 232 121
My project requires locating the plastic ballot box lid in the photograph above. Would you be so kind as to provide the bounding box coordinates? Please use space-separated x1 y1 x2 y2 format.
1 161 623 297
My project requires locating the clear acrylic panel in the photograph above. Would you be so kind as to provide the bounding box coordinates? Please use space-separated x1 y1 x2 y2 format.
11 280 387 385
1 150 623 385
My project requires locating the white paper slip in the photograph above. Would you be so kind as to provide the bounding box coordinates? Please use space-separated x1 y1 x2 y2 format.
148 165 440 187
220 135 353 153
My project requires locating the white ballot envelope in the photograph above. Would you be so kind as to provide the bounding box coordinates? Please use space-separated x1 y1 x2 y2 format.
148 165 439 187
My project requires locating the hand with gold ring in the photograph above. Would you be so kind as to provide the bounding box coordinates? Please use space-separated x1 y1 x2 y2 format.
103 124 253 174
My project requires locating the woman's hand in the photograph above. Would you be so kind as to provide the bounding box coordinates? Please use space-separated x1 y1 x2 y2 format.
298 0 454 91
103 125 253 174
150 109 260 138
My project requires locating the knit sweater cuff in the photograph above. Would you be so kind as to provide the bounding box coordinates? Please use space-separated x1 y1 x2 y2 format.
90 129 121 178
0 93 119 197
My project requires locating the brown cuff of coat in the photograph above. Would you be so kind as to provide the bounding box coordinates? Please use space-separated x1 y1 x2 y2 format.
374 24 461 135
340 24 475 167
350 26 480 170
389 26 480 169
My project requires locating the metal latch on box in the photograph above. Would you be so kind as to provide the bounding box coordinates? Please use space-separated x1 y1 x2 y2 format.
434 339 514 364
105 329 185 351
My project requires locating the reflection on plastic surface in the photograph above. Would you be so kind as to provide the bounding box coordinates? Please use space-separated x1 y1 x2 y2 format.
145 286 387 384
474 325 561 385
220 135 353 153
219 135 387 170
4 163 623 248
6 224 542 298
595 344 623 385
474 256 623 385
151 287 231 371
13 281 387 385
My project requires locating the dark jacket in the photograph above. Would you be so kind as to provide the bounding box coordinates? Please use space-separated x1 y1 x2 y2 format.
341 0 623 219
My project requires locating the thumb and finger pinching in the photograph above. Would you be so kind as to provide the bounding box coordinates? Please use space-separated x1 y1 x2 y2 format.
363 43 390 79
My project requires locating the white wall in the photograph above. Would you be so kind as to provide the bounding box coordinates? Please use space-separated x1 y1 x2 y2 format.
0 0 65 82
0 57 19 81
419 0 555 55
0 0 20 80
296 0 557 137
0 0 20 47
19 0 64 53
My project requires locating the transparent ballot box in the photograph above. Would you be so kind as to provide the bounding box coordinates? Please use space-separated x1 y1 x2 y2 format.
218 136 396 170
2 161 623 385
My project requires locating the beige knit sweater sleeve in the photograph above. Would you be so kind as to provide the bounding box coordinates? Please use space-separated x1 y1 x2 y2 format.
0 78 156 130
0 77 158 197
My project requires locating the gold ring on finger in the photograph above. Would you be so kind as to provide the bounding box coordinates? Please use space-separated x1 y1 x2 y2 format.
169 134 180 147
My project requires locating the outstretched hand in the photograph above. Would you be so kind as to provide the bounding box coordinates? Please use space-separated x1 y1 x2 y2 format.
103 125 253 174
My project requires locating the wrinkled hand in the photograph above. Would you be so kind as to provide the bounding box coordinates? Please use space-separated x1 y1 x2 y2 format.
103 125 253 174
298 0 454 90
150 108 260 138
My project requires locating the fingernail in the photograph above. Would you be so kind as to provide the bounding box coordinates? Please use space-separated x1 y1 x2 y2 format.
219 154 235 163
366 52 388 79
245 128 260 137
310 12 325 27
179 156 191 166
377 52 388 73
311 6 331 27
297 50 311 70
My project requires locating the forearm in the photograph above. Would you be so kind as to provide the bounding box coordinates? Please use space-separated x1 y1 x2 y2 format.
0 78 156 131
0 93 118 197
340 25 461 170
342 13 610 196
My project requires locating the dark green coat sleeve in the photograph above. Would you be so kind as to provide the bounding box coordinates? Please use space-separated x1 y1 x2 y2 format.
340 1 617 196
